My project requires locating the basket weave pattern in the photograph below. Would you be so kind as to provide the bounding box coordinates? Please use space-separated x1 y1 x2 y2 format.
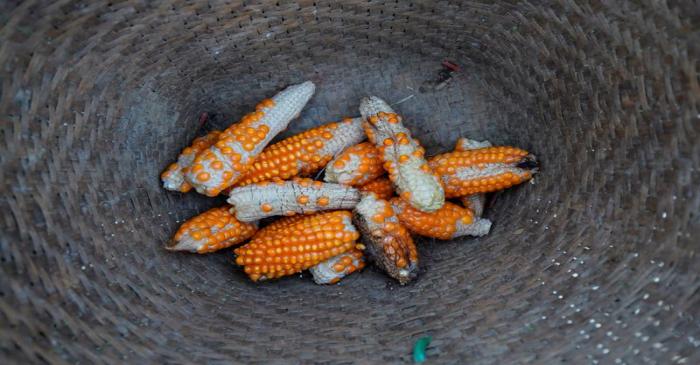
1 0 698 363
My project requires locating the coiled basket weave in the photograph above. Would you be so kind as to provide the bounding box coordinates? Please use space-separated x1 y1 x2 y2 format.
1 1 698 363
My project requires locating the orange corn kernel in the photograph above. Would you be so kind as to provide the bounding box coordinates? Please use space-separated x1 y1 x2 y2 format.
236 118 364 186
359 96 444 212
166 206 258 253
358 177 395 200
310 248 365 284
185 81 316 196
234 211 360 282
428 147 539 198
161 130 222 192
227 178 360 222
324 142 385 186
353 193 418 284
391 198 491 239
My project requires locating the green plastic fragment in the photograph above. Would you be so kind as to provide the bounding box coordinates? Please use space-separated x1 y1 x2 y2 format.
413 336 432 363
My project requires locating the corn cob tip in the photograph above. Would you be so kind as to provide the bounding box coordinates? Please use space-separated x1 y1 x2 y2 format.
359 96 396 118
516 154 540 172
168 206 259 254
455 137 492 151
461 194 487 218
464 217 492 237
165 239 196 252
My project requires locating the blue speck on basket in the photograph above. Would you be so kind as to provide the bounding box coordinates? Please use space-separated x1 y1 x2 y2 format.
413 336 432 363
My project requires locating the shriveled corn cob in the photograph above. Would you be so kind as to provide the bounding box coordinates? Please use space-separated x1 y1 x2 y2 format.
166 206 258 253
359 96 444 212
234 211 360 282
353 193 418 284
391 198 491 239
324 142 384 186
455 137 492 151
358 176 395 200
461 194 486 218
186 81 315 196
161 130 222 192
453 137 491 217
227 178 361 222
310 248 366 284
428 147 539 198
237 118 365 186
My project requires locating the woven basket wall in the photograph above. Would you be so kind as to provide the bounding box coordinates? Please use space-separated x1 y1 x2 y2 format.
1 0 698 363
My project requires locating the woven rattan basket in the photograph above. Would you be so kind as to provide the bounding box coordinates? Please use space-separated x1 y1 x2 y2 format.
2 1 699 363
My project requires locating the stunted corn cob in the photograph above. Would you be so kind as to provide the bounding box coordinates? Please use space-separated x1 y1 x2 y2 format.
324 142 384 186
359 96 444 212
461 194 486 218
358 176 395 200
310 248 366 284
236 118 365 186
166 206 258 253
391 198 491 239
234 211 360 281
227 178 360 222
455 137 492 151
186 81 315 196
161 130 221 192
428 147 539 198
353 193 418 284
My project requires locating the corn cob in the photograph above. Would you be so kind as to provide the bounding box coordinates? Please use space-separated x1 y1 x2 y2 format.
461 194 486 218
185 81 315 196
359 96 444 212
161 130 222 192
227 178 361 222
236 118 364 186
324 142 384 186
353 193 418 284
455 137 492 151
234 211 360 282
358 176 394 200
391 198 491 239
453 137 491 217
310 248 366 284
166 206 258 253
428 147 539 198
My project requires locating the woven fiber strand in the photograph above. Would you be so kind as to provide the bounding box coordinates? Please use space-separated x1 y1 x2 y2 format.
1 0 698 363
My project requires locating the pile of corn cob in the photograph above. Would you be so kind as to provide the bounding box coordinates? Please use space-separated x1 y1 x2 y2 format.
162 81 539 285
